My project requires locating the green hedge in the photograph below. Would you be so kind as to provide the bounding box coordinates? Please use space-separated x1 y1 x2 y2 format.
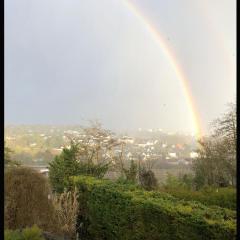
161 187 236 210
72 176 236 240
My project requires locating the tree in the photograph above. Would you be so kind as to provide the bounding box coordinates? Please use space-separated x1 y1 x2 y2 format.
211 103 236 151
4 142 20 168
122 160 138 184
193 103 236 188
49 123 119 193
139 167 158 191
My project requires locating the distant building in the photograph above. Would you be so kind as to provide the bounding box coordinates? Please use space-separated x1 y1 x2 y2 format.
146 141 154 146
120 136 134 144
178 159 189 165
167 158 179 165
39 168 49 177
50 148 62 155
190 152 198 158
168 152 177 158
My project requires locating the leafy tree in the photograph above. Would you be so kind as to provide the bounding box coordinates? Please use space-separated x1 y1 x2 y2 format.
49 136 112 193
49 123 123 193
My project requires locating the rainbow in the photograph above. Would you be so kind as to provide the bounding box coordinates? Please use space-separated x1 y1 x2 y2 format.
122 0 203 138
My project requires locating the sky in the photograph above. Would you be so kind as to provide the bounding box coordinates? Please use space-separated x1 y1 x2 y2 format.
5 0 236 135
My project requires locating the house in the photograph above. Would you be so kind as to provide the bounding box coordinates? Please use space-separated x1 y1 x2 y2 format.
168 152 177 158
167 158 179 165
39 168 49 177
190 151 198 158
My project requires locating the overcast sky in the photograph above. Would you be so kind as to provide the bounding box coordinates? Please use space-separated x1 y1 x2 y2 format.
5 0 236 134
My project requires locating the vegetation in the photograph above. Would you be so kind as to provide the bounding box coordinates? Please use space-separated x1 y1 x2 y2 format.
193 103 236 189
72 176 236 240
4 104 236 239
121 159 138 184
4 167 56 231
162 172 236 210
49 142 110 193
4 225 44 240
139 167 158 190
51 188 79 239
161 186 236 210
4 142 20 168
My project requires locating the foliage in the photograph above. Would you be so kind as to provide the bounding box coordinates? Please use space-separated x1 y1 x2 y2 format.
4 142 20 168
72 176 236 240
49 143 110 193
4 167 56 231
122 160 138 184
164 173 194 190
139 167 158 190
162 173 236 210
4 225 44 240
211 103 236 147
51 188 79 239
160 187 236 210
193 138 233 188
193 103 236 188
49 122 125 193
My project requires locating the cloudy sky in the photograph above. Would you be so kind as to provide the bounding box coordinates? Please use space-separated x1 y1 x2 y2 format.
5 0 236 134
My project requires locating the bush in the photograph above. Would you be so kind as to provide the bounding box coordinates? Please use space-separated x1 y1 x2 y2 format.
162 187 236 210
52 188 79 239
139 168 158 190
72 176 236 240
163 173 195 190
122 160 138 184
4 229 22 240
4 167 56 231
4 225 44 240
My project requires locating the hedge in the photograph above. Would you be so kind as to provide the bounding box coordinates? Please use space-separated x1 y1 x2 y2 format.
161 187 236 210
71 176 236 240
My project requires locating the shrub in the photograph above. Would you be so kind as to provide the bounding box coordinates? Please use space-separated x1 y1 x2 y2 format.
21 225 45 240
4 225 44 240
139 168 158 190
4 229 22 240
160 186 236 210
122 160 138 184
72 176 236 240
4 167 56 231
52 188 79 239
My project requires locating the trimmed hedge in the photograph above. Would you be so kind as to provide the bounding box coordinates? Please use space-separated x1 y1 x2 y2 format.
72 176 236 240
161 187 236 210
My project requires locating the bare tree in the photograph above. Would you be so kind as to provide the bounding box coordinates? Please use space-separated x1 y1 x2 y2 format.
193 103 236 188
